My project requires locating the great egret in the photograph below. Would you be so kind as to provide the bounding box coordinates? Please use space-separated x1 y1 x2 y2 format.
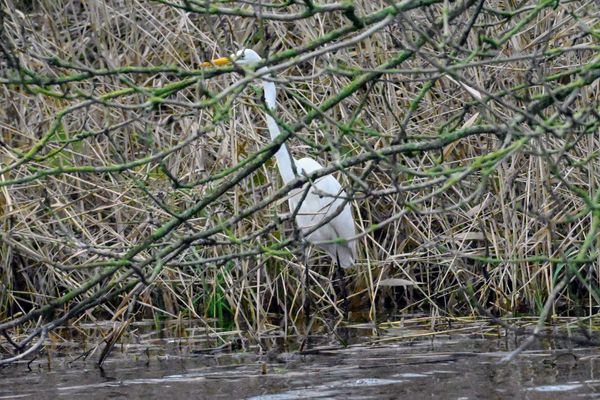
202 49 357 316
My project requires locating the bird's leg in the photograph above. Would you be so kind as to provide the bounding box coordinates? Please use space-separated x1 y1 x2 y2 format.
302 242 311 324
335 253 349 319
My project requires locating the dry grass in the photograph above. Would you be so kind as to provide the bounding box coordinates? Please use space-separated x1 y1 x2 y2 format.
0 0 599 354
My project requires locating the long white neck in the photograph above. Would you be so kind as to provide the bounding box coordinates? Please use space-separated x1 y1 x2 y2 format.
259 67 296 184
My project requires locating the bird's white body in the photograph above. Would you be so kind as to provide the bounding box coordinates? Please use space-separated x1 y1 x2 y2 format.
288 158 356 268
234 49 357 268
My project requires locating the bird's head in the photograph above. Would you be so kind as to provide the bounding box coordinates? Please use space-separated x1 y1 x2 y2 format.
232 49 262 65
200 49 263 68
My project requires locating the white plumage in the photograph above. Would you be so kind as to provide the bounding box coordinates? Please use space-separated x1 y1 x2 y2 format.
239 49 357 269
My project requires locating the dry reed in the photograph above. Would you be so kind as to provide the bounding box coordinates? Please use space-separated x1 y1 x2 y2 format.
0 0 598 361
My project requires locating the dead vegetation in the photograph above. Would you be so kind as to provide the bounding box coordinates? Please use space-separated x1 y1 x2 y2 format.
0 0 598 362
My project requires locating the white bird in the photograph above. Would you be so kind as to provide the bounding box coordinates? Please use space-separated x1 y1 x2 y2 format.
202 49 357 314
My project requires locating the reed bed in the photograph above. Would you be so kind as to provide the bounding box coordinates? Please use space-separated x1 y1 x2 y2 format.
0 0 598 361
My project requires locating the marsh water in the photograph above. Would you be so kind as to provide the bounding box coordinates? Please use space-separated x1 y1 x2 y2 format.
2 319 600 399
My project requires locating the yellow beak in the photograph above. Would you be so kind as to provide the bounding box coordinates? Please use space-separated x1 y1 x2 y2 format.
200 56 232 67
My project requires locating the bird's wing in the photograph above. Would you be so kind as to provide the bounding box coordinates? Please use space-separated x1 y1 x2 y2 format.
291 158 357 266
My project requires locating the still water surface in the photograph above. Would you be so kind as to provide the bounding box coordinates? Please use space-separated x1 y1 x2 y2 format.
1 321 599 399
